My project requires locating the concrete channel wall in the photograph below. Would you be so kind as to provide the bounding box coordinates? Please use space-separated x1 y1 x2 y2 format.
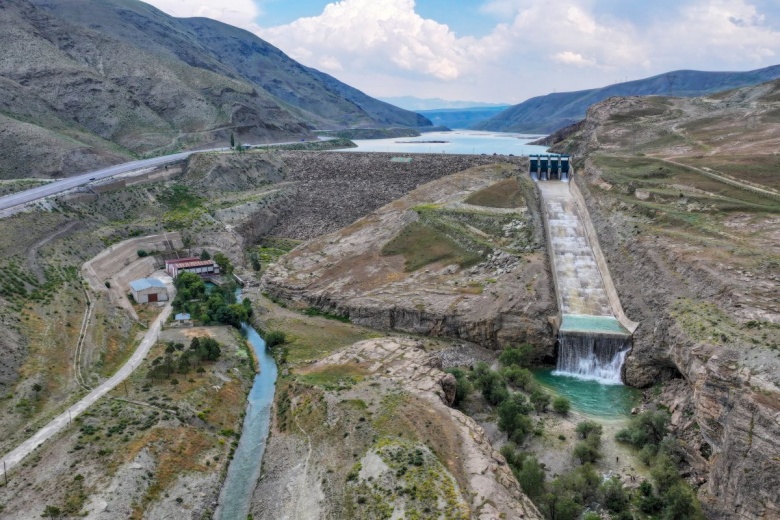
567 178 639 334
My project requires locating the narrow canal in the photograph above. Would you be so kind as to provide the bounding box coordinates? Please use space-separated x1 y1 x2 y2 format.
215 303 278 520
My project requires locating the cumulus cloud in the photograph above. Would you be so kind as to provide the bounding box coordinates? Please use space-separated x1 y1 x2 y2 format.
144 0 263 32
259 0 467 80
553 51 597 68
143 0 780 103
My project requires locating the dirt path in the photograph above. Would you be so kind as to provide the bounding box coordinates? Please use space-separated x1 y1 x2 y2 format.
656 157 780 201
0 291 173 473
26 220 81 282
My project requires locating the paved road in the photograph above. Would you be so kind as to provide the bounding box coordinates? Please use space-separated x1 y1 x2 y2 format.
0 151 206 212
0 300 173 473
0 137 324 212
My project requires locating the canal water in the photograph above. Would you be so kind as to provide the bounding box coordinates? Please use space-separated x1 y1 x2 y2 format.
215 316 278 519
342 130 550 155
533 369 640 419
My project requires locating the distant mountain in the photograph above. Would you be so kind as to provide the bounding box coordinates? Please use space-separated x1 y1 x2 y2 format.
473 66 780 134
380 96 508 111
0 0 430 178
418 106 510 129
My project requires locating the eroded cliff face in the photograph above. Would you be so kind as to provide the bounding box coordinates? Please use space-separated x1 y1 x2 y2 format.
576 169 780 519
261 164 555 353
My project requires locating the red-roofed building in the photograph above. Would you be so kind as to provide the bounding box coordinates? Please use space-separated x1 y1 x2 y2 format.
165 258 220 278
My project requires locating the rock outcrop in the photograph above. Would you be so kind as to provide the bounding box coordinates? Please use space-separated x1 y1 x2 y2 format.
262 164 555 351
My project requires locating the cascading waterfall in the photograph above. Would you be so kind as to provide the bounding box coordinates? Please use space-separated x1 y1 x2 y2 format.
554 331 631 384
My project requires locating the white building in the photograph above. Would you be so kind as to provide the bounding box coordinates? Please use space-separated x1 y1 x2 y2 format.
129 278 168 303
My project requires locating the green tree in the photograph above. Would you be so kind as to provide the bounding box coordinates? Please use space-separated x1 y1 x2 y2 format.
552 396 571 415
516 456 546 501
501 366 534 390
662 484 704 520
200 249 211 260
575 420 603 440
498 393 534 443
616 410 670 448
213 252 233 275
473 363 509 406
599 477 629 513
230 132 235 148
530 389 551 412
498 344 534 367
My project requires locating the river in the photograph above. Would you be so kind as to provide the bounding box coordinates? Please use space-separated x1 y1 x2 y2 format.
214 318 278 520
341 130 550 155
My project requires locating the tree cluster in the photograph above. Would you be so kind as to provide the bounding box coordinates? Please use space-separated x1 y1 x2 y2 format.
172 271 252 328
148 337 221 380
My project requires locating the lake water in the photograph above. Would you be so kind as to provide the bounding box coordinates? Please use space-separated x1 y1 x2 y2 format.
342 130 550 155
533 369 641 419
215 316 278 520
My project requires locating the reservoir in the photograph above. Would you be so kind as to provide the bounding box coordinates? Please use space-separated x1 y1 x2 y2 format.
342 130 550 155
215 318 278 519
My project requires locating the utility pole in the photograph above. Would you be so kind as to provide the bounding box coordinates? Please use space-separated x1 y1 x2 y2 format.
68 408 72 425
124 380 129 397
4 460 7 485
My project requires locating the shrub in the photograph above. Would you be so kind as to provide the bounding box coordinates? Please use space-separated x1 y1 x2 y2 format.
515 456 545 501
552 396 571 415
445 368 472 407
572 437 601 465
662 483 704 520
650 455 680 494
501 366 534 390
265 330 287 349
530 389 551 412
599 476 629 513
499 344 534 367
616 410 670 448
137 249 148 257
575 420 603 440
473 363 509 406
498 393 533 443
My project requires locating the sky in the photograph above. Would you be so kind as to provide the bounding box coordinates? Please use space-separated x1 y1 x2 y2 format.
143 0 780 104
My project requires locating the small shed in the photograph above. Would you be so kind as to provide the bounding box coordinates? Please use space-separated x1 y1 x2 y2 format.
175 313 191 322
129 278 168 304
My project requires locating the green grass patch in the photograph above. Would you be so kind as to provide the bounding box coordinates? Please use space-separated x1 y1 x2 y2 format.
296 363 367 390
464 178 525 208
381 221 483 272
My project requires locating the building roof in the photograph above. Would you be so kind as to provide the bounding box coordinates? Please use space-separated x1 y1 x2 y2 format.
175 313 191 321
129 278 167 292
165 257 200 266
172 260 217 270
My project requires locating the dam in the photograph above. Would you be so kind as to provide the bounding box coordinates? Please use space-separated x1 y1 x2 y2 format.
536 168 637 383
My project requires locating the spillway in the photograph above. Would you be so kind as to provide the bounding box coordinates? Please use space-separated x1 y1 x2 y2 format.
537 181 635 383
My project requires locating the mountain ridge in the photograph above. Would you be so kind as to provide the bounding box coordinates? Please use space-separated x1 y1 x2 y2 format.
0 0 429 178
473 65 780 134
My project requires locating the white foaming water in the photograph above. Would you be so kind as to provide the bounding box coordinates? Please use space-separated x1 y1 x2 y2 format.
554 332 630 384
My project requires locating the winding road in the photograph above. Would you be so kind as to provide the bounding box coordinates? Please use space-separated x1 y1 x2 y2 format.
0 297 173 473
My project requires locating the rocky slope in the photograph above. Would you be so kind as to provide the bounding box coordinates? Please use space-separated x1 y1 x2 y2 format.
249 335 542 520
262 163 556 352
0 0 430 178
474 65 780 134
548 81 780 519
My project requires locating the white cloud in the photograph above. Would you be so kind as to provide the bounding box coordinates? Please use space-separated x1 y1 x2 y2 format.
259 0 467 80
142 0 780 103
143 0 263 32
553 51 597 68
